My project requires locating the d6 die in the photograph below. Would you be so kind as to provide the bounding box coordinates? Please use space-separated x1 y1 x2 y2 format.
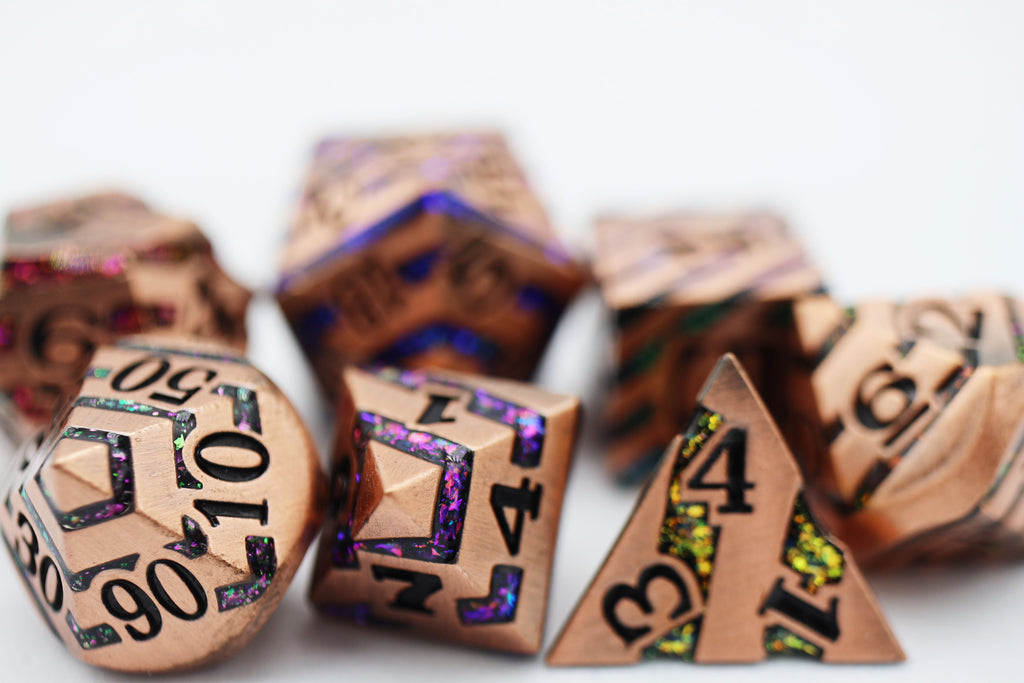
787 293 1024 564
276 133 586 396
594 212 822 482
310 365 579 653
0 337 324 672
0 192 251 428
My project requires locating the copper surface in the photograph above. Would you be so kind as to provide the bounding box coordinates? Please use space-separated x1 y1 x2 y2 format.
548 354 902 665
276 133 586 395
786 292 1024 565
0 336 324 672
310 364 579 653
0 192 251 430
594 211 821 482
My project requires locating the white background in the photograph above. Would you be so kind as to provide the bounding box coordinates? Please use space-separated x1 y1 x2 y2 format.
1 2 1022 680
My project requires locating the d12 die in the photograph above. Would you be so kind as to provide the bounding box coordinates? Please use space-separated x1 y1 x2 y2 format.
785 293 1024 565
0 337 324 672
276 132 585 396
594 211 822 483
548 355 903 665
310 365 579 653
0 192 251 428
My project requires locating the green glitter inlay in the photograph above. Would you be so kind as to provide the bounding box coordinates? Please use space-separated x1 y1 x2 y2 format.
643 617 702 661
658 409 722 596
85 367 111 379
764 624 823 659
783 495 844 594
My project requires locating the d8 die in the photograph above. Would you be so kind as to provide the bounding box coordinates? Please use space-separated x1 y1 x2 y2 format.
594 212 822 482
0 337 324 672
0 192 251 428
787 293 1024 564
310 365 579 653
276 132 586 396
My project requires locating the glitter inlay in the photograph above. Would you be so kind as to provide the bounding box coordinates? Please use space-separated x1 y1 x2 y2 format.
764 624 823 659
85 367 111 379
73 396 201 489
782 495 844 594
658 409 723 596
373 323 500 370
19 477 139 592
212 384 262 434
456 564 523 625
66 611 121 650
37 427 134 530
215 535 277 611
642 617 702 661
370 366 546 467
354 412 473 563
163 515 209 559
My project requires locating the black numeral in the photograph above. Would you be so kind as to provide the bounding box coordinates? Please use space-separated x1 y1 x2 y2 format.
149 367 218 405
371 566 443 614
688 427 754 513
193 432 269 483
490 478 542 556
760 577 840 641
602 564 692 645
417 394 457 425
146 560 208 621
102 579 163 641
39 556 63 611
16 512 39 575
111 356 170 392
193 499 269 527
110 355 218 406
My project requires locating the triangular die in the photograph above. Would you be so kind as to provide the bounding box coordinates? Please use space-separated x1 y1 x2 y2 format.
547 354 903 665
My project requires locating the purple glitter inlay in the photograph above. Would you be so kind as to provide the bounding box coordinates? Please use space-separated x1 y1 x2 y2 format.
73 396 201 489
37 427 134 530
354 412 473 563
456 564 523 625
212 384 262 434
66 611 121 650
164 515 209 559
370 367 546 467
373 323 500 369
215 536 277 611
321 602 371 625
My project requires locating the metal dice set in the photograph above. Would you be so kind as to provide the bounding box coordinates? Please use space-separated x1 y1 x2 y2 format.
6 129 1014 671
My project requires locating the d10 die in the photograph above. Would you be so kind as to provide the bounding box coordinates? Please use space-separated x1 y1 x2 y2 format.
787 293 1024 565
0 337 324 672
0 192 251 428
548 355 902 665
310 365 579 653
594 211 822 482
276 132 586 396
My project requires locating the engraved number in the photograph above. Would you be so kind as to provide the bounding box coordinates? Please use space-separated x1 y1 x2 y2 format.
602 564 692 645
489 478 542 556
110 355 218 406
760 577 839 641
101 559 208 641
688 427 754 513
371 566 443 614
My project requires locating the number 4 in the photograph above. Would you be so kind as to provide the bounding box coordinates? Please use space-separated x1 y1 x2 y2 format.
490 478 542 556
688 427 755 513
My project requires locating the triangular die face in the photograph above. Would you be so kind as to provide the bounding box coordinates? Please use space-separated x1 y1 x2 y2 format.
548 354 903 666
354 443 441 541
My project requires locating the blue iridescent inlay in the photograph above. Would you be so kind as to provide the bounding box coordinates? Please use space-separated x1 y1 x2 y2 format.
457 565 523 625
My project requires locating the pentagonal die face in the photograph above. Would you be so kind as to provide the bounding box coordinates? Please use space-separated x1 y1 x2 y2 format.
0 338 324 672
311 366 579 653
0 192 251 427
593 212 822 483
276 133 585 396
788 293 1024 564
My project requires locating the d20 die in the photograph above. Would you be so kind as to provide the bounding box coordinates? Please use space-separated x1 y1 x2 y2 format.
310 365 580 653
548 355 902 666
787 293 1024 565
0 337 324 672
276 132 585 396
0 192 251 428
594 211 822 482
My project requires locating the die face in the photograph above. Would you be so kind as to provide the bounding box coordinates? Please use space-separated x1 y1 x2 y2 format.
548 355 903 666
276 133 585 394
0 193 252 429
311 365 580 653
594 212 821 482
0 337 324 672
788 293 1024 564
